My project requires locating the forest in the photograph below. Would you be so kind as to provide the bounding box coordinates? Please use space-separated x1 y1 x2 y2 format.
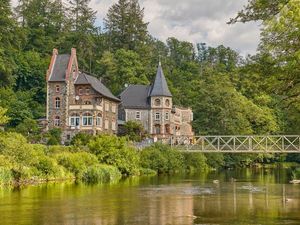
0 0 300 156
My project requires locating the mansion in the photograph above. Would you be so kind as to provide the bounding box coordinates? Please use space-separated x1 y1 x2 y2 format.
46 48 193 142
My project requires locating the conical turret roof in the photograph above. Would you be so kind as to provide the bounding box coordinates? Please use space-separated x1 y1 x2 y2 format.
150 63 172 97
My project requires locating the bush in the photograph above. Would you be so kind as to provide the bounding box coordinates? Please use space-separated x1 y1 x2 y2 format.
183 153 209 171
70 132 93 147
139 168 157 176
82 164 121 184
54 152 99 179
88 135 140 175
140 143 185 174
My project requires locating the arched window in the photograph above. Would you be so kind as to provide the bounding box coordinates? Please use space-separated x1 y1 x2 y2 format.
70 113 80 127
165 124 170 134
155 125 161 134
96 113 102 127
165 99 170 107
85 88 90 95
54 116 60 126
154 98 161 106
55 97 60 109
82 112 93 126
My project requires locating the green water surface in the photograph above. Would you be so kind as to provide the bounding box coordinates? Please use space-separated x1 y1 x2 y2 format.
0 168 299 225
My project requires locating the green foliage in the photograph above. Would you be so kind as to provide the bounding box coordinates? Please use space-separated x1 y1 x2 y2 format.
46 128 62 145
88 135 140 175
0 107 9 125
70 132 93 147
54 152 98 179
121 121 147 142
82 164 121 184
140 143 208 174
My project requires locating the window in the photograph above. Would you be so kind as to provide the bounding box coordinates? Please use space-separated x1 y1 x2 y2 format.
105 119 109 129
155 125 161 134
84 101 91 105
165 112 169 120
136 111 141 120
165 124 170 134
55 97 60 109
54 116 60 126
55 85 60 93
154 98 161 106
112 104 116 113
105 102 109 111
82 112 93 126
79 88 83 95
70 113 80 127
165 99 170 107
155 112 160 121
85 88 90 95
96 113 102 127
112 120 116 131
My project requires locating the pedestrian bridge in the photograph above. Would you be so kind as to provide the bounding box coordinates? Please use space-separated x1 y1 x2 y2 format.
170 135 300 153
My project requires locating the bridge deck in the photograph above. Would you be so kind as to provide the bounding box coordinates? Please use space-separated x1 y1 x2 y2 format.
170 135 300 153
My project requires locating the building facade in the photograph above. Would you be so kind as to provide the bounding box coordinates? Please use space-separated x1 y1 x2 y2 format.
46 48 120 143
118 63 194 141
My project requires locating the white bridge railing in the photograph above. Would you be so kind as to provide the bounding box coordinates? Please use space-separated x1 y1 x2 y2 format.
170 135 300 153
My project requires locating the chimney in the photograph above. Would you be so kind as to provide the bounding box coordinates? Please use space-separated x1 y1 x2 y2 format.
53 48 58 55
71 48 76 56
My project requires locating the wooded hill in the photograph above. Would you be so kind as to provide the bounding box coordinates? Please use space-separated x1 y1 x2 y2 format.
0 0 299 138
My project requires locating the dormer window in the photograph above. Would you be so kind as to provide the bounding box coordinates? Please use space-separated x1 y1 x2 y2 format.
86 88 90 95
79 88 83 95
55 85 60 93
154 98 161 106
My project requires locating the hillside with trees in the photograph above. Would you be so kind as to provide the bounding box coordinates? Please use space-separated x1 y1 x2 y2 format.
0 0 299 137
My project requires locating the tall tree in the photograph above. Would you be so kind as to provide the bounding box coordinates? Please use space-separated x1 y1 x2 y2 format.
0 0 19 87
105 0 149 51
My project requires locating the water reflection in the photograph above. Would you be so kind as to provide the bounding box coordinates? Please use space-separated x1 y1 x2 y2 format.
0 168 300 225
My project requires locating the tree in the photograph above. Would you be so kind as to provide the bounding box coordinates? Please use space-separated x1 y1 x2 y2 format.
105 0 149 51
0 0 19 87
0 107 9 126
121 121 147 142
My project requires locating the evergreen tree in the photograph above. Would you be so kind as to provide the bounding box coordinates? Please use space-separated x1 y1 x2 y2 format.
105 0 148 51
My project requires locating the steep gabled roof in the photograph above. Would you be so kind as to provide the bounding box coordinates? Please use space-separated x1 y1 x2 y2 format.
119 85 151 109
49 54 70 82
75 72 120 102
149 63 172 97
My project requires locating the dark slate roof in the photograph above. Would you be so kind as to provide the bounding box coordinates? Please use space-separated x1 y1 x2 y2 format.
149 64 172 97
75 72 120 102
119 85 152 109
49 54 70 82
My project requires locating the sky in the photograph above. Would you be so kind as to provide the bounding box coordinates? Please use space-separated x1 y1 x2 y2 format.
91 0 262 56
11 0 262 56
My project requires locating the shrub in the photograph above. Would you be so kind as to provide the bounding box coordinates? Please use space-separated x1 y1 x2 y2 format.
54 152 98 179
183 153 209 171
139 168 157 176
140 143 185 173
70 132 93 147
0 167 13 185
88 135 140 175
82 164 121 184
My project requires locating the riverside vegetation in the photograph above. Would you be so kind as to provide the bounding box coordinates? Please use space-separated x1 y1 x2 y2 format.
0 0 300 185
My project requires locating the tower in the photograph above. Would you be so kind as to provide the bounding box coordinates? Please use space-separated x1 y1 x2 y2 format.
149 62 173 137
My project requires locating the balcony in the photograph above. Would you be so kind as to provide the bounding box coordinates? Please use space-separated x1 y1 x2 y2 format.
69 104 103 111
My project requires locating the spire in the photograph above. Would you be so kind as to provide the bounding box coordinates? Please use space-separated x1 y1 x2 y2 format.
150 62 172 97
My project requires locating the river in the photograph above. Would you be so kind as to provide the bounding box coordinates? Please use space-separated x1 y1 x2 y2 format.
0 167 300 225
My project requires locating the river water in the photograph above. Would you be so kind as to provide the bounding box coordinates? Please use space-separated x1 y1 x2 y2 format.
0 168 300 225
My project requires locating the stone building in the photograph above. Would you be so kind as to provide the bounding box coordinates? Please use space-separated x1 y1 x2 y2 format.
118 63 194 141
46 48 120 142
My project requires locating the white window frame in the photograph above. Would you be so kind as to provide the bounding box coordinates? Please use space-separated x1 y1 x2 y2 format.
54 116 60 126
112 121 116 131
136 111 141 120
82 113 93 126
112 104 116 113
70 114 80 127
85 88 90 95
79 88 83 95
155 112 160 121
96 114 102 127
105 102 110 112
55 97 60 109
104 119 109 129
